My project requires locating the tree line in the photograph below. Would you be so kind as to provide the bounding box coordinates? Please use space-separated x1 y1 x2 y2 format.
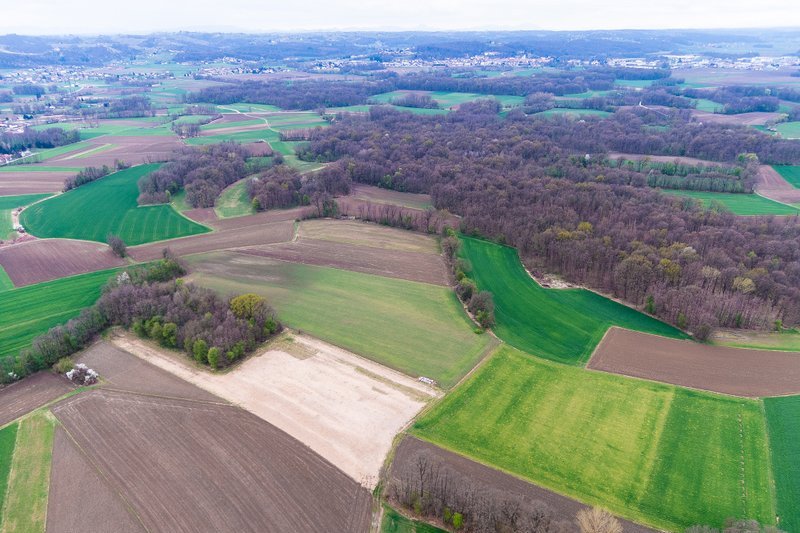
0 127 79 155
300 106 800 335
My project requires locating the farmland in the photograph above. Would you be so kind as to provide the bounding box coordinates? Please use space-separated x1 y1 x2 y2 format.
0 268 120 358
775 121 800 139
459 237 686 365
0 193 50 239
660 189 800 215
215 178 254 218
381 506 446 533
369 90 524 110
412 345 774 531
773 165 800 188
21 164 209 246
187 252 494 387
764 396 800 532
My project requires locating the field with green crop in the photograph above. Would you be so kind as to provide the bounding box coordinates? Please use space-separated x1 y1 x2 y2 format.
775 122 800 139
215 178 254 218
0 193 51 239
0 268 120 358
21 164 208 245
0 266 12 291
764 395 800 532
1 411 55 532
693 98 723 112
381 505 446 533
661 190 800 215
459 237 686 364
185 128 279 146
413 345 774 531
773 165 800 188
187 252 494 387
0 423 17 513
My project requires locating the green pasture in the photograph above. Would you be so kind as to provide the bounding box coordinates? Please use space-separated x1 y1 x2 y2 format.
0 193 51 239
775 122 800 139
381 505 446 533
0 423 17 513
459 237 686 365
20 164 208 245
187 252 494 387
661 190 800 215
0 268 121 358
413 345 774 531
215 178 254 218
764 395 800 533
773 165 800 188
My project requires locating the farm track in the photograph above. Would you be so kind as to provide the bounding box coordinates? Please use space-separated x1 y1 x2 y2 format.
52 389 372 533
0 372 72 427
391 437 654 533
588 327 800 397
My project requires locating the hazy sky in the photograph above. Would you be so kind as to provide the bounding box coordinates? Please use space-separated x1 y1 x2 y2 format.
1 0 799 34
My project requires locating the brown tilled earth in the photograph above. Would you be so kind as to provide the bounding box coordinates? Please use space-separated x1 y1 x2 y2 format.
391 437 653 533
182 207 218 224
0 238 126 286
0 171 70 195
0 372 72 427
128 219 295 261
236 238 447 285
47 136 184 168
755 165 800 203
690 110 784 126
47 426 146 533
588 327 800 397
351 184 432 209
52 389 372 533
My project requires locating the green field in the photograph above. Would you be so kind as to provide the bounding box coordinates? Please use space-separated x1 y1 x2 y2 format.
185 128 280 146
370 91 523 110
534 108 613 118
764 396 800 532
188 252 494 387
413 345 774 531
215 178 254 218
713 329 800 351
773 165 800 188
0 423 17 513
0 266 12 291
381 506 446 533
0 193 51 239
460 237 686 365
775 122 800 139
1 411 55 533
21 164 208 246
0 268 121 358
661 190 800 215
693 98 723 112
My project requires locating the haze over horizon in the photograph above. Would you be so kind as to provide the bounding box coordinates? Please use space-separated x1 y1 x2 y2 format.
1 0 799 35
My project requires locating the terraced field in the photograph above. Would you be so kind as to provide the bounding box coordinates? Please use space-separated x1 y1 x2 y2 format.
21 164 209 245
413 345 774 531
0 268 120 357
459 237 686 365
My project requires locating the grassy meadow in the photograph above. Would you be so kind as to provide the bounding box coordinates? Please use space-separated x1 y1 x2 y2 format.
661 189 800 215
775 122 800 139
21 164 209 245
215 178 254 218
412 345 774 531
187 252 494 387
764 396 800 532
459 237 686 365
0 268 121 358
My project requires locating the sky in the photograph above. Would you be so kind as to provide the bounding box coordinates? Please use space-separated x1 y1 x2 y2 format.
1 0 799 34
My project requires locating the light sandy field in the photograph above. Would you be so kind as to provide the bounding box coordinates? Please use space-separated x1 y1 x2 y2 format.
111 331 439 488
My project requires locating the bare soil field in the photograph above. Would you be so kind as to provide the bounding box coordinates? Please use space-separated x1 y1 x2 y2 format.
0 238 125 286
128 219 294 261
755 165 800 203
207 206 310 231
48 136 183 168
351 184 432 210
588 327 800 397
53 389 372 533
47 426 146 533
0 372 72 427
0 171 70 195
300 218 439 254
691 110 784 126
391 437 653 533
236 237 447 285
111 333 439 488
607 152 735 168
182 207 218 224
76 340 222 403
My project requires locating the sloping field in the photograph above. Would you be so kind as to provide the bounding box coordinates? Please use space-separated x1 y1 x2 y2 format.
391 437 652 533
775 121 800 139
588 327 800 396
460 237 686 365
215 177 254 218
773 165 800 188
112 333 438 487
0 268 120 358
53 390 372 533
351 184 433 210
128 219 294 261
0 171 70 195
0 193 51 239
45 135 183 168
47 426 145 533
755 165 800 203
691 110 783 126
21 165 209 246
0 239 126 286
661 189 799 215
187 252 494 388
412 345 774 531
0 373 72 427
764 396 800 532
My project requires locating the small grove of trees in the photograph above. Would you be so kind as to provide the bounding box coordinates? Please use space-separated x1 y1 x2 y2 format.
107 234 127 258
0 127 79 155
389 93 439 109
248 162 351 214
443 229 495 329
12 84 45 98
